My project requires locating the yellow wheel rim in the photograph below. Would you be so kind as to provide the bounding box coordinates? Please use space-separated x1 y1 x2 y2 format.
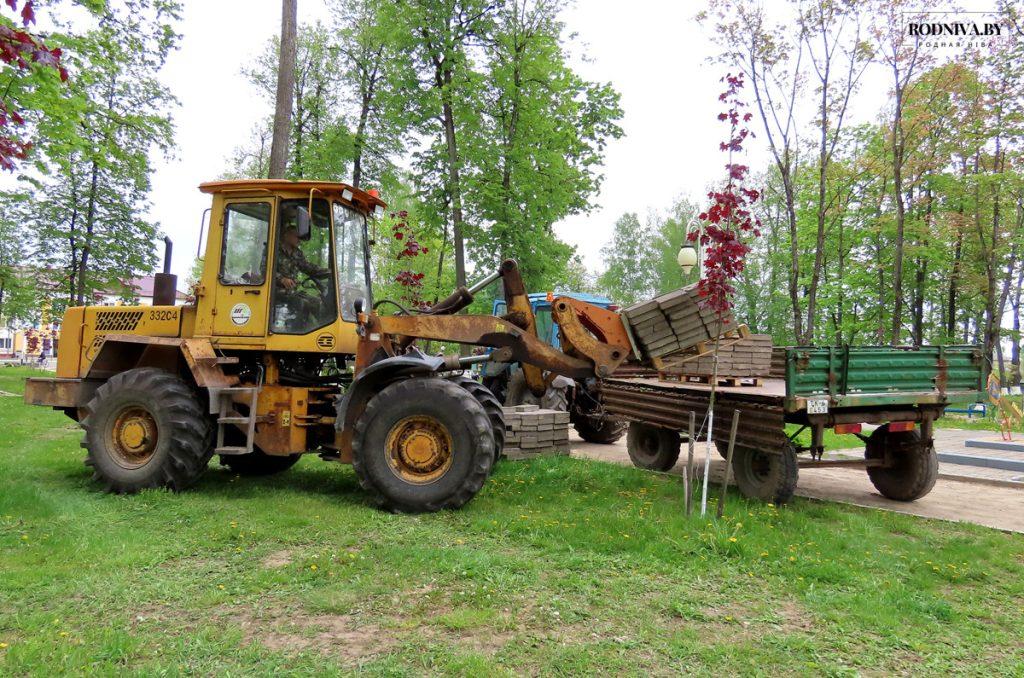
108 406 159 469
385 415 453 484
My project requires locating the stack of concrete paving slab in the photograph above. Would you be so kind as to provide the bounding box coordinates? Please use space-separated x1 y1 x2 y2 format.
622 284 738 359
502 404 570 460
665 333 773 379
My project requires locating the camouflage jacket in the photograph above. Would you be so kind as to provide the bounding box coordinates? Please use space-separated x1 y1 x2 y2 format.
275 245 326 287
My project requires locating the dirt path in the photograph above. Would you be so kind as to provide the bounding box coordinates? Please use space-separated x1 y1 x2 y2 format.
569 433 1024 534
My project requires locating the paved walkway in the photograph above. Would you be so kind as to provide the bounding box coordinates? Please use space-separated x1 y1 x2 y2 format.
569 428 1024 534
833 429 1024 486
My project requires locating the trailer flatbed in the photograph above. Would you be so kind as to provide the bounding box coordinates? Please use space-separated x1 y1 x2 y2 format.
600 346 985 503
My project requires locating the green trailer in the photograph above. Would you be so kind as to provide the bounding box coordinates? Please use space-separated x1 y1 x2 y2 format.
599 345 985 504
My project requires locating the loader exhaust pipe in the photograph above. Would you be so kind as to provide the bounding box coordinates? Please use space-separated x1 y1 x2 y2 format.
152 236 178 307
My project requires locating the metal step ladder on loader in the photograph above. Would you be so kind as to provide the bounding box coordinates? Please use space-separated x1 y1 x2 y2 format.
210 386 260 455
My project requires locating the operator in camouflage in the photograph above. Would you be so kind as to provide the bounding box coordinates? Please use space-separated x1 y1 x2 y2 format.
275 214 330 329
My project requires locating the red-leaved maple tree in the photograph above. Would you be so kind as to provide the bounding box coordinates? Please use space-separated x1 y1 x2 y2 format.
1 0 67 171
389 210 429 306
691 73 762 315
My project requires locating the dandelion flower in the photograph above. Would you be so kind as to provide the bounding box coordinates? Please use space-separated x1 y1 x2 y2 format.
310 564 318 571
728 537 737 543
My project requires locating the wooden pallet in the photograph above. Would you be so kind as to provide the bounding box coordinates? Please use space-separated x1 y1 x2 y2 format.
657 372 763 387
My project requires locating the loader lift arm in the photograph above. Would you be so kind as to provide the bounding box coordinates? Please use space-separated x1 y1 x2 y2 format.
354 259 632 388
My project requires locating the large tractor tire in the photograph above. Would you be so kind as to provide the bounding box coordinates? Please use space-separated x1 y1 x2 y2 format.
352 377 494 513
731 443 798 504
447 375 506 465
572 415 627 444
865 425 937 501
80 367 213 493
626 422 681 471
220 449 302 476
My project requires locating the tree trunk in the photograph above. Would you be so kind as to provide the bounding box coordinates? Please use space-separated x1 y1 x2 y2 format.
805 67 830 345
75 159 100 306
268 0 297 179
782 168 803 343
435 51 466 290
889 83 907 346
351 61 380 190
946 203 963 341
1012 262 1022 386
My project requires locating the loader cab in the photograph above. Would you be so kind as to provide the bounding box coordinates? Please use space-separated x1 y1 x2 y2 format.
195 180 385 353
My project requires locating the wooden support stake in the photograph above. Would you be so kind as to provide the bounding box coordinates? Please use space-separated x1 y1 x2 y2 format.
717 409 741 519
685 411 695 517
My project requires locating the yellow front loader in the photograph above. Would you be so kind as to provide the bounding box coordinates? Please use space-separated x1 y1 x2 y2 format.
24 180 633 512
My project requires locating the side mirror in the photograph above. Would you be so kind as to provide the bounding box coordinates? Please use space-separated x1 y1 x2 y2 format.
295 206 311 239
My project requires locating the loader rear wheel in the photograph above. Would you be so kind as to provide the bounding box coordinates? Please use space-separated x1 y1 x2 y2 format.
731 443 798 504
626 422 681 471
865 425 936 501
220 449 302 476
447 375 505 465
81 368 213 493
353 378 494 513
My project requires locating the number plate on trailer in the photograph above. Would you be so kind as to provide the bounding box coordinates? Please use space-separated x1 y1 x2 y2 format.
807 398 829 414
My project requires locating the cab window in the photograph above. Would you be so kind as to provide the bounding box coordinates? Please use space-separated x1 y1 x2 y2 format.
220 202 271 285
535 306 555 345
334 202 370 322
270 199 336 334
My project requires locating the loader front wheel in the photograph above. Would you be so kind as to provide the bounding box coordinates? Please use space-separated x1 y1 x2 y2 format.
353 378 494 513
81 368 213 493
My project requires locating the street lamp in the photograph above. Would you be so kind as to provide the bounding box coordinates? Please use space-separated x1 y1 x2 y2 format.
678 210 703 278
677 244 698 275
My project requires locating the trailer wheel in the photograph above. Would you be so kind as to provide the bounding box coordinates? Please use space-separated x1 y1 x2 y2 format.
714 440 731 459
865 425 937 501
80 368 213 493
626 422 681 471
352 377 494 513
220 449 302 476
573 415 628 444
731 443 798 504
447 375 506 466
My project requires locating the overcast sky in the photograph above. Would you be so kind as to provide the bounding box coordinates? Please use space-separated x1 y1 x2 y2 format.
134 0 999 281
149 0 761 280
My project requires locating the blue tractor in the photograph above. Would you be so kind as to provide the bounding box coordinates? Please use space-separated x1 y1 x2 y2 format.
480 291 628 444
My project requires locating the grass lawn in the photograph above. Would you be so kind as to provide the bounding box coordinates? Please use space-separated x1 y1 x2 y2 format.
1 366 1022 675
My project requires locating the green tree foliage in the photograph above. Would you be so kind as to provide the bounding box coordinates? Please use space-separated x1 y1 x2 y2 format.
596 213 657 306
0 191 38 324
7 0 179 312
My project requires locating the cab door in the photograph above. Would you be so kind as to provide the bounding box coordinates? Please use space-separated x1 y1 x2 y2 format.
212 199 273 337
